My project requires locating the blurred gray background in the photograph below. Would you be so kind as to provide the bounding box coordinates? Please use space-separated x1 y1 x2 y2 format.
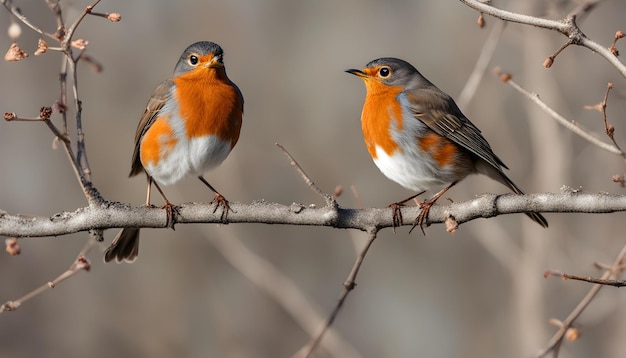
1 1 626 357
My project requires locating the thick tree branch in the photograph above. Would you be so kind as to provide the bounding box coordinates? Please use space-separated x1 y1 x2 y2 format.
2 190 625 238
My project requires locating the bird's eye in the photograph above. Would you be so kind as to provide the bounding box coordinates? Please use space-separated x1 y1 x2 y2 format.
189 55 198 66
379 67 391 78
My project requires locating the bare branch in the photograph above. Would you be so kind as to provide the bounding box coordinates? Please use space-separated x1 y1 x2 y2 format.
496 70 623 157
276 143 337 207
545 270 626 287
63 0 101 47
2 190 626 238
459 0 626 77
536 244 626 357
0 0 57 39
0 254 91 314
295 229 378 358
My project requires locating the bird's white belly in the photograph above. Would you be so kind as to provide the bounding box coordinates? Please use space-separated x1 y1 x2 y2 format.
373 145 449 192
141 109 233 185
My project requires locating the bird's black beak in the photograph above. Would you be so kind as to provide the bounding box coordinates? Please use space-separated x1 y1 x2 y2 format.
345 68 366 77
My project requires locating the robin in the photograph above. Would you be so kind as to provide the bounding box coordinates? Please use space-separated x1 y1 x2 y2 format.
346 58 547 232
105 41 243 263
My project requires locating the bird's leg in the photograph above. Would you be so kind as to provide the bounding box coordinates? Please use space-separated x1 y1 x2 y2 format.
410 181 458 235
388 191 425 233
145 176 153 207
151 177 178 229
198 176 231 223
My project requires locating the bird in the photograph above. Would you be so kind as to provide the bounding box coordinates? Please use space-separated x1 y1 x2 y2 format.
105 41 244 263
346 57 547 232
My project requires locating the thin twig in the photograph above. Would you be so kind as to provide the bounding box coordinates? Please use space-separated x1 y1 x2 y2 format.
0 253 91 314
597 83 625 160
62 2 101 186
44 0 64 38
545 269 626 287
536 244 626 357
62 0 101 47
276 143 336 207
583 83 621 153
5 109 70 143
496 70 623 156
543 40 574 68
295 229 378 358
0 0 57 40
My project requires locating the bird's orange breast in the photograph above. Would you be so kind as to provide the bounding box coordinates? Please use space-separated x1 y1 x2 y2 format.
173 69 243 148
360 80 404 159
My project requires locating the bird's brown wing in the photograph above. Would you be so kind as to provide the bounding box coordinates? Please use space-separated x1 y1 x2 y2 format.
129 79 174 177
406 87 508 171
407 86 549 228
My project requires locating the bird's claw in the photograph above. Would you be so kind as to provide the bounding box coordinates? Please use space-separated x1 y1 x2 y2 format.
210 193 231 223
162 202 180 229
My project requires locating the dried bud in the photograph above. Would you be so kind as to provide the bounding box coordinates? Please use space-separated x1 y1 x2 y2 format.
611 174 625 187
333 185 343 197
607 124 615 136
445 216 458 233
477 14 485 28
75 256 91 272
34 38 48 56
71 39 89 50
1 301 18 311
8 22 21 41
4 112 16 121
55 26 65 41
4 43 28 62
107 13 122 22
616 31 624 39
5 238 20 256
543 56 554 68
499 73 512 83
40 107 52 120
611 47 619 56
565 327 580 342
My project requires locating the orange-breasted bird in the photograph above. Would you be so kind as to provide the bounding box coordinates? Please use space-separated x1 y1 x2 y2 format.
105 41 243 263
346 58 547 232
